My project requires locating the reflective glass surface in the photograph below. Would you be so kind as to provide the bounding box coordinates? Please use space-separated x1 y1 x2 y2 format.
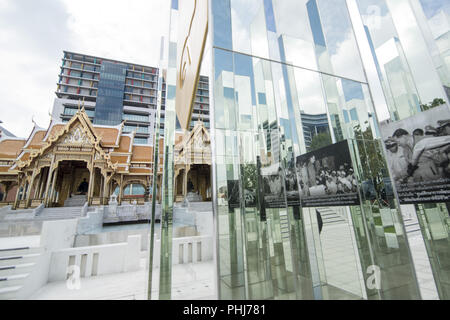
356 0 450 300
211 0 421 300
94 61 127 125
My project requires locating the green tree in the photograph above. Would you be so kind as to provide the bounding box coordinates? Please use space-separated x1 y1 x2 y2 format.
420 98 446 111
309 132 332 152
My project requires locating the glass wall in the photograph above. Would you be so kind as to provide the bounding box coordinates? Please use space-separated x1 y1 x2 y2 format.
355 0 450 299
210 0 420 300
94 61 127 125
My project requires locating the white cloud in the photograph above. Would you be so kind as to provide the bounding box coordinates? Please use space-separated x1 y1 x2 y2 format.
63 0 169 66
0 0 168 138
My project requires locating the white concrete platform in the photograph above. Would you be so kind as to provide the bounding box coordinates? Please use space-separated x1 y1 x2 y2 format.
29 258 216 300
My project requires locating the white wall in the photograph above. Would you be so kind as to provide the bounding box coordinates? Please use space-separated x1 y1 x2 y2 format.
48 235 141 282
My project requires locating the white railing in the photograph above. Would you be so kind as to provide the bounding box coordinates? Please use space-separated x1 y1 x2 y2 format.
152 235 213 267
48 235 141 282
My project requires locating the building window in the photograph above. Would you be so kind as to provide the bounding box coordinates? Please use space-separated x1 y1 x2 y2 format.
134 137 148 144
123 113 149 122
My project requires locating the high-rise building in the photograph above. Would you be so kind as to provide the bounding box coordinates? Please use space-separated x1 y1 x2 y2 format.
300 112 330 150
52 51 210 145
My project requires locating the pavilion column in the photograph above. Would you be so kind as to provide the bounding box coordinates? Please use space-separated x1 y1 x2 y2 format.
13 177 23 210
173 172 178 201
38 169 47 199
38 170 47 199
21 181 29 201
118 174 124 205
99 174 104 199
87 166 95 206
68 165 75 198
33 172 42 199
48 165 59 207
102 175 109 205
43 156 56 207
25 171 38 208
183 168 187 196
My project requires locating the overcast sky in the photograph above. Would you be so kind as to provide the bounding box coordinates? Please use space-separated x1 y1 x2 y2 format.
0 0 392 139
0 0 170 138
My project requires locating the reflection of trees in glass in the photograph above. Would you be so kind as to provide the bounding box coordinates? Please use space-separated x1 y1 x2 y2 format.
309 132 332 152
420 98 446 111
354 123 390 205
241 163 257 191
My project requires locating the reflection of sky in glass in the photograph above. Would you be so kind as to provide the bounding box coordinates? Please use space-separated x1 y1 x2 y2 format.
342 79 365 102
212 0 233 50
419 0 450 18
264 0 277 32
307 0 326 47
316 0 353 55
234 54 257 105
214 48 233 80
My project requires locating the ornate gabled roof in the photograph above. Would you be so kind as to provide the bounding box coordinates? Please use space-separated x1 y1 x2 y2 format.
0 137 26 174
2 110 178 178
15 109 118 171
175 121 211 165
93 123 124 147
0 138 26 159
131 145 153 163
177 121 211 150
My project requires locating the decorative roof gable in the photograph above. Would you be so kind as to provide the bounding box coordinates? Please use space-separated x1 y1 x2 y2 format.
15 109 117 171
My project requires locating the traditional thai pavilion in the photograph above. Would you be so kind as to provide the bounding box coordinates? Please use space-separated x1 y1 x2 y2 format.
0 109 211 209
174 122 212 202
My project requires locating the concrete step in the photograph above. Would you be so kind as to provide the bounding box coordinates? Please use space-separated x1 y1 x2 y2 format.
0 273 29 288
0 263 36 277
0 253 40 267
36 207 85 220
64 195 87 207
0 285 22 300
405 222 421 233
0 247 40 258
318 209 346 225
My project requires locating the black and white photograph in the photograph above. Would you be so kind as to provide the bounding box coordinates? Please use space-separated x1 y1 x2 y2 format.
285 159 301 207
380 105 450 204
296 140 360 207
261 166 286 208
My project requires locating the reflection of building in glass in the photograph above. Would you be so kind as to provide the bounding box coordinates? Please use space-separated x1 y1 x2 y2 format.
205 0 423 302
357 0 450 300
300 112 330 150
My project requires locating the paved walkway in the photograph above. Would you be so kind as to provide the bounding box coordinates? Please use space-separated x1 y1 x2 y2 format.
407 231 439 300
